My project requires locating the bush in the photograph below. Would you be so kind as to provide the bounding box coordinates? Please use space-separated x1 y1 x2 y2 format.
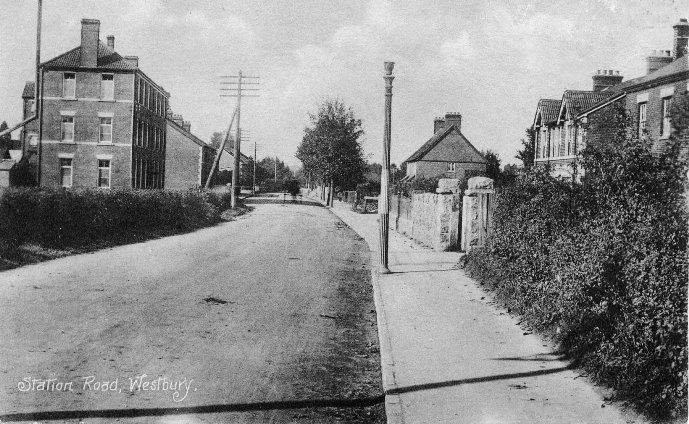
283 179 301 196
465 103 688 419
392 177 439 197
0 188 228 252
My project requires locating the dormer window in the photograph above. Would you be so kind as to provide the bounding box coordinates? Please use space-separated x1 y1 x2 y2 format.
63 73 76 98
101 74 114 100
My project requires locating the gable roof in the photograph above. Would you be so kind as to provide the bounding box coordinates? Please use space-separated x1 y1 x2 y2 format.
533 99 561 127
405 125 487 164
42 42 137 70
557 90 618 124
166 119 213 149
22 81 35 99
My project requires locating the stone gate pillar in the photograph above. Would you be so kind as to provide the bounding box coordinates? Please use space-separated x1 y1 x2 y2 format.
461 177 495 252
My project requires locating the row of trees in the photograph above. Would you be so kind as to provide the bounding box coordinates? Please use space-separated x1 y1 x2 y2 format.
296 99 367 204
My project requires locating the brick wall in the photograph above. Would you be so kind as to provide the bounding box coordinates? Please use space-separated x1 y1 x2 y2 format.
165 122 202 190
39 70 135 189
414 161 486 181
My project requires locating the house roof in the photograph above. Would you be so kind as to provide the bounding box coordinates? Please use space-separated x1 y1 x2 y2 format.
404 125 487 164
614 55 688 92
223 145 250 163
576 56 688 119
22 81 35 99
42 42 137 70
557 90 618 123
533 99 561 127
166 119 213 149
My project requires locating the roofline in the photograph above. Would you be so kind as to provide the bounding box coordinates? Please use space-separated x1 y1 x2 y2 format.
403 125 487 164
166 119 212 148
620 70 689 93
576 92 626 119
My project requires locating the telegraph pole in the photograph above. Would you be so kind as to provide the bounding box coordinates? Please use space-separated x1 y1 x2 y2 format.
219 71 259 207
379 62 395 274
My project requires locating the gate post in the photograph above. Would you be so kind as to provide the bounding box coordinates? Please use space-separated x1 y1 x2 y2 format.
461 177 495 252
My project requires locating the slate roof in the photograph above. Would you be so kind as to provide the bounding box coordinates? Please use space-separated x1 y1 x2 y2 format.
614 55 688 92
558 90 618 123
42 42 137 70
22 81 35 99
405 125 487 164
536 99 561 124
167 119 212 149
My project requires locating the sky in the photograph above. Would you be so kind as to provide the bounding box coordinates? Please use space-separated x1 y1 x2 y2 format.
0 0 685 169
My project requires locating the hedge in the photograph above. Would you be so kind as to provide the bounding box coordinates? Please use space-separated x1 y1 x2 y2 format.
0 188 231 252
465 102 687 419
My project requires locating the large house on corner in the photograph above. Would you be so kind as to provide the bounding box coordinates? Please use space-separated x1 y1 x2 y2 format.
20 18 169 189
403 112 487 181
533 18 689 178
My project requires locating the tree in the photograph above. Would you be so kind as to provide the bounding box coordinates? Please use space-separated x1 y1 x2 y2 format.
516 127 535 169
296 99 366 202
483 149 502 182
209 132 224 150
0 121 10 145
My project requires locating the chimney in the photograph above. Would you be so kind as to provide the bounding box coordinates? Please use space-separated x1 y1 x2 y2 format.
592 69 624 91
645 50 673 74
172 114 184 126
433 117 445 133
182 121 191 132
106 35 115 50
80 19 100 68
444 112 462 132
674 18 689 59
123 56 139 68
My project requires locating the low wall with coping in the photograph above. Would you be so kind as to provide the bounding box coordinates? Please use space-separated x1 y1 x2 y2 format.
390 192 461 251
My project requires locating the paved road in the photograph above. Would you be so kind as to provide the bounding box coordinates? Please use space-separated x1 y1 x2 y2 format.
0 203 384 423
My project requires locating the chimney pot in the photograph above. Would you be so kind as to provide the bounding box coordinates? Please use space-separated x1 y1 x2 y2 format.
80 19 100 68
123 55 138 68
444 112 462 132
106 35 114 50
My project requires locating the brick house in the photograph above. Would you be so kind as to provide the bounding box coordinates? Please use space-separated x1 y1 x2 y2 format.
165 113 215 190
533 18 689 177
404 112 487 181
21 18 169 189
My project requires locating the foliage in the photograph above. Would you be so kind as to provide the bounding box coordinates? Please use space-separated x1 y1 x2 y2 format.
465 102 688 418
482 149 502 182
392 177 439 197
0 188 230 254
296 98 366 191
0 121 10 143
209 131 224 150
516 127 535 169
283 179 301 196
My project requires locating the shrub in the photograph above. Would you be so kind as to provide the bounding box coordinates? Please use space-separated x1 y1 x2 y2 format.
465 103 688 418
0 188 227 252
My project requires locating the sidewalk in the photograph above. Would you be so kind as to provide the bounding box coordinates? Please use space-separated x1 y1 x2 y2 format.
327 200 638 424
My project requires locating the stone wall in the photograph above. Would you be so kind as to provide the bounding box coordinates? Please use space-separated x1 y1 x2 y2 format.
389 192 460 251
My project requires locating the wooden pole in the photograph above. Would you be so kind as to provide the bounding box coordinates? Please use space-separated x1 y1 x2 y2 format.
231 70 243 208
204 107 237 189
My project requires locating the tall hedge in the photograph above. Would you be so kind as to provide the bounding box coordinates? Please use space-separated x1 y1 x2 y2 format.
0 188 228 252
465 100 688 418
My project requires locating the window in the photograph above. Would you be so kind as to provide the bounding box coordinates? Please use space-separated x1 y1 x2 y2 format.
63 73 76 98
566 125 572 156
638 102 647 138
60 158 73 187
99 117 113 143
101 74 114 100
661 97 672 137
98 159 111 188
61 116 74 142
447 162 456 172
28 133 38 147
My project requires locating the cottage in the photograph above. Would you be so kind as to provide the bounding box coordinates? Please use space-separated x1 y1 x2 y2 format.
404 112 487 182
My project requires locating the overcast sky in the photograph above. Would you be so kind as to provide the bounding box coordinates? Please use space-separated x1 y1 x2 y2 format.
0 0 685 168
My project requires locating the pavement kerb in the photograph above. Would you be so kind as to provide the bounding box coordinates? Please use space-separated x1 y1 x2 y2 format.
318 196 405 424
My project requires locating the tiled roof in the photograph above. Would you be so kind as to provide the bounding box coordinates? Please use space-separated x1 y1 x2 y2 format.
22 81 35 98
560 90 617 121
405 125 487 164
42 42 137 70
615 56 688 92
537 99 561 124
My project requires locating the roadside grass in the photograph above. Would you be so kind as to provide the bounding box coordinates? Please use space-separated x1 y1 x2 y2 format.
0 188 252 272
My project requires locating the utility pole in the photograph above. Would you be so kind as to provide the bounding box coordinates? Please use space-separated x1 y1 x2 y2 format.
274 156 277 183
379 61 395 274
219 71 259 207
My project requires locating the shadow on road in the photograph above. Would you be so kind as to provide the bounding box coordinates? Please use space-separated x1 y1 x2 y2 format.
0 395 385 422
387 365 573 396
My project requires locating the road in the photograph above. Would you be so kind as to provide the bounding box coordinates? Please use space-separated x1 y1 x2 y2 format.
0 201 384 423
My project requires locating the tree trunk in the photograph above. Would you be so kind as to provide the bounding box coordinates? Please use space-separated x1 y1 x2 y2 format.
329 179 334 207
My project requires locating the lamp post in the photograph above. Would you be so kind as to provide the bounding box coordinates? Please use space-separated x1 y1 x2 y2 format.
379 61 394 274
